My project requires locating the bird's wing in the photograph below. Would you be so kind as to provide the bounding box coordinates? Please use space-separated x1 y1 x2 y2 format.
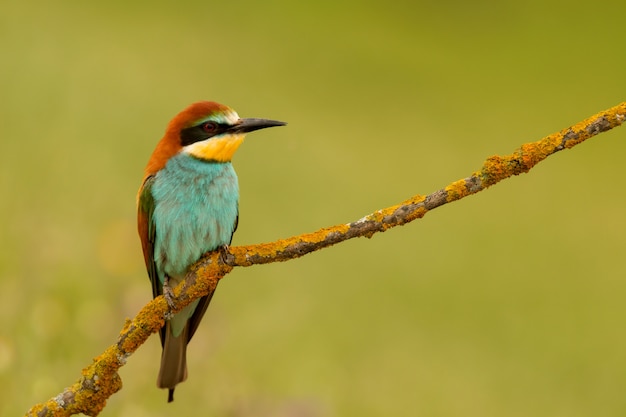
138 175 167 345
186 209 238 342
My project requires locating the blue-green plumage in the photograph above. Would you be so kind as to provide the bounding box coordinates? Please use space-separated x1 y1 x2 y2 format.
140 153 239 401
151 154 238 341
152 154 239 284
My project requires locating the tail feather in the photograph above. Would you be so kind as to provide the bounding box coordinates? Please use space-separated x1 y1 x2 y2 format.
158 322 188 402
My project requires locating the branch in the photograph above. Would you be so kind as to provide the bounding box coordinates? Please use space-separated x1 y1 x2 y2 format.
26 102 626 416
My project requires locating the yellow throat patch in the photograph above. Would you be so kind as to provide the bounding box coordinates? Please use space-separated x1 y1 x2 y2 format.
183 134 245 162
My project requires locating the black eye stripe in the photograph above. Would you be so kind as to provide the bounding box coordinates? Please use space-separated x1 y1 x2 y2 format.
180 122 230 146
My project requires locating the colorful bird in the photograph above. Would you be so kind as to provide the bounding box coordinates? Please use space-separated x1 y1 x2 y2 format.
137 101 286 402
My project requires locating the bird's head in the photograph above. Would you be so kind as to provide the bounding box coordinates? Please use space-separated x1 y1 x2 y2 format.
145 101 286 174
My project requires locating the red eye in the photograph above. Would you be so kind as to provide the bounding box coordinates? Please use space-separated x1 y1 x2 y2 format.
202 122 218 133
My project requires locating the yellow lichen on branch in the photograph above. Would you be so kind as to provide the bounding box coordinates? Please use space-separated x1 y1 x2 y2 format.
478 103 626 188
229 223 351 265
445 180 470 202
26 102 626 416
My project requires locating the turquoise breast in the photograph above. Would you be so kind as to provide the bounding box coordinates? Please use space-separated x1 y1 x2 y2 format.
151 153 239 282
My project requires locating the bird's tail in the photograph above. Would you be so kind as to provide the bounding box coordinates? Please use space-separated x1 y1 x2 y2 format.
157 322 188 402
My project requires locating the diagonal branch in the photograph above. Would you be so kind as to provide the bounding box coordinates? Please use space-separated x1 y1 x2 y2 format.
26 102 626 417
221 101 626 266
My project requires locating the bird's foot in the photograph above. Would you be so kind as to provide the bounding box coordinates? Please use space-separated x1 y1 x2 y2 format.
163 275 176 320
218 244 233 264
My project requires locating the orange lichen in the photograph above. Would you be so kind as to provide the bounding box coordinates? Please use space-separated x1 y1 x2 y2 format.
373 205 398 222
400 195 428 223
445 180 468 202
236 242 279 262
302 224 350 242
70 346 123 416
479 103 626 189
117 302 164 353
230 223 352 266
402 194 426 206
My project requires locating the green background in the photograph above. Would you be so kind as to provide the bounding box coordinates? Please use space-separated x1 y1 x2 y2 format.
2 1 625 416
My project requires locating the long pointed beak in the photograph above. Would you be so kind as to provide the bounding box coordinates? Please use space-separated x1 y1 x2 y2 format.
230 118 287 134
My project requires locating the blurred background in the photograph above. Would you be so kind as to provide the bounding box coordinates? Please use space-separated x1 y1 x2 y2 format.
1 1 625 416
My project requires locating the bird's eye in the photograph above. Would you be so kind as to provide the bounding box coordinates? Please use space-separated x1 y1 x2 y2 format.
201 122 218 133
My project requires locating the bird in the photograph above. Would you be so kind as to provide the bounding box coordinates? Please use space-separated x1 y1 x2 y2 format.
137 101 286 402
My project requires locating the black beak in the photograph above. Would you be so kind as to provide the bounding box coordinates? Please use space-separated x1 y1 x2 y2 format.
230 118 287 134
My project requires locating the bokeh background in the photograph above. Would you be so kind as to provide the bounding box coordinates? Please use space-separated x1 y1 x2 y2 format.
2 1 625 416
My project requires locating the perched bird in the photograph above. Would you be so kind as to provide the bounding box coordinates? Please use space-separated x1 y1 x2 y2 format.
137 101 286 402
